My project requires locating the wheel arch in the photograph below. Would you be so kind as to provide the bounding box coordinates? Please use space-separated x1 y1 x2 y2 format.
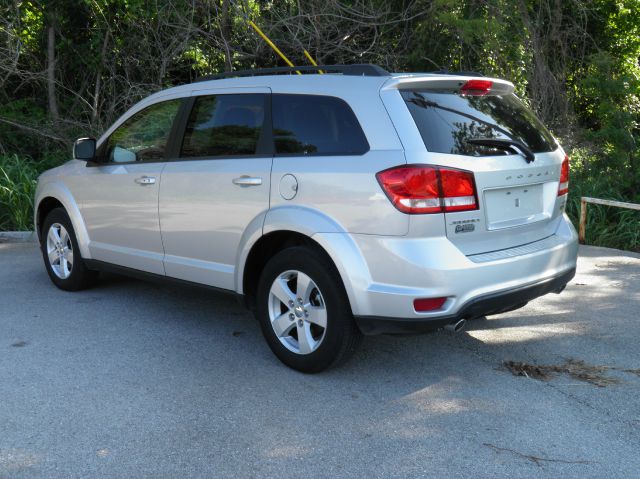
241 230 320 308
36 197 64 237
238 206 373 316
35 182 91 259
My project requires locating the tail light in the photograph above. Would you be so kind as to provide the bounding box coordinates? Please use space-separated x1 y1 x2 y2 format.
376 165 478 214
558 155 569 196
460 79 493 96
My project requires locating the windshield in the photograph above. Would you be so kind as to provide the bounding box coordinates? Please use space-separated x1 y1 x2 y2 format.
401 90 557 156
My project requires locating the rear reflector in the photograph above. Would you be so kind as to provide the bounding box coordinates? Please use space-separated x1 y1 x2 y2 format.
460 79 493 96
558 154 569 196
376 165 478 214
414 297 447 312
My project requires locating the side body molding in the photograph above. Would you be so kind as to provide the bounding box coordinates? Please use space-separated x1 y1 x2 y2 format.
34 179 92 259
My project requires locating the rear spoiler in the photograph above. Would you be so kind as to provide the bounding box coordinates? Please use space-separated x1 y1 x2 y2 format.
382 74 515 95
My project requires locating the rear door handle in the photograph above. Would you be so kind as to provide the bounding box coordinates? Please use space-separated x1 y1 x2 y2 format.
135 176 156 185
232 176 262 187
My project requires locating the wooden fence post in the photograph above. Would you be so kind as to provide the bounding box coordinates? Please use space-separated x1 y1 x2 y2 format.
578 196 640 246
579 198 587 244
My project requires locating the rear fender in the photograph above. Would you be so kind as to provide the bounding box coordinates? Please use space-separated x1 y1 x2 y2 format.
235 205 344 294
235 205 373 315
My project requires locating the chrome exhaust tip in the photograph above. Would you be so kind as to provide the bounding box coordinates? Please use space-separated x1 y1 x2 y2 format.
445 318 466 333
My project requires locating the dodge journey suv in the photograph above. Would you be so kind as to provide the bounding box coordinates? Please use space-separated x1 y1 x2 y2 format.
35 64 578 372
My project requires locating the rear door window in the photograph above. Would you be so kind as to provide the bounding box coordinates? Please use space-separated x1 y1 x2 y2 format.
272 94 369 156
401 90 557 156
180 94 266 158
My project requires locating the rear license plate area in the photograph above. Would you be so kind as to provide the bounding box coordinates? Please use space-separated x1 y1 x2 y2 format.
484 183 547 230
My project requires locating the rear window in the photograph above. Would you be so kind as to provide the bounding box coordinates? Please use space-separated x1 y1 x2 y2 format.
272 94 369 156
401 90 557 156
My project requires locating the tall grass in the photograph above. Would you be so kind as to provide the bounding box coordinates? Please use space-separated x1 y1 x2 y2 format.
0 153 64 231
565 150 640 252
0 154 40 231
566 181 640 252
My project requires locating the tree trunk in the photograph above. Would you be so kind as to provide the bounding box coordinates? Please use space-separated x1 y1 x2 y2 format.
221 0 232 72
92 31 110 123
47 24 59 122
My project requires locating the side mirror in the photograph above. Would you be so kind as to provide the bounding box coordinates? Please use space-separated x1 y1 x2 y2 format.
73 137 96 161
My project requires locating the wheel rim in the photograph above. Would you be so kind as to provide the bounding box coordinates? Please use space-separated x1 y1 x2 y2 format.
46 223 73 279
267 270 327 355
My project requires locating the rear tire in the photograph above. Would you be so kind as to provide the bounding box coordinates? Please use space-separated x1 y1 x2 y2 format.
40 208 98 291
255 246 362 373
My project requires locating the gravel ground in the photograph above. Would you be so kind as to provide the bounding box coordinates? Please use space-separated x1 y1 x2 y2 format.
1 242 639 478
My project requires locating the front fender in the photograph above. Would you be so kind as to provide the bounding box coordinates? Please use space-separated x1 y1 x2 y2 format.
35 180 91 259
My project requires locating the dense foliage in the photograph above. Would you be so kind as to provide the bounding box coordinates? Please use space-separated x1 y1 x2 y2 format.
0 0 638 249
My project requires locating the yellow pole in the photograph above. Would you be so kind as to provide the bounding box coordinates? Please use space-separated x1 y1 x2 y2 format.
303 50 323 74
248 21 300 74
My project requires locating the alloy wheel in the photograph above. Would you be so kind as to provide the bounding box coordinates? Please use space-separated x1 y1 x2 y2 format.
267 270 327 355
46 223 74 279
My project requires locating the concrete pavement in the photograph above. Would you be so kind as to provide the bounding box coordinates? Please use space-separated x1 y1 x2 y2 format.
1 242 639 478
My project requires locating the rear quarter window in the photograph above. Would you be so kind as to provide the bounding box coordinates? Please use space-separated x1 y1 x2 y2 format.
272 94 369 156
402 90 557 156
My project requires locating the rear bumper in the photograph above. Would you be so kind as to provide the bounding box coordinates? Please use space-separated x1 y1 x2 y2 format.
313 213 579 334
355 266 575 334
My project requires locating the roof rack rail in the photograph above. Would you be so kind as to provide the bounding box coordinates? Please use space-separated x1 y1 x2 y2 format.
195 64 389 82
428 69 484 77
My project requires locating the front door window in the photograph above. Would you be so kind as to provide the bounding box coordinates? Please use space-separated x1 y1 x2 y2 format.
104 99 181 163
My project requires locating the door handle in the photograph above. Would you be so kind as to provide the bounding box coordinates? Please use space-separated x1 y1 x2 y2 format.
232 176 262 187
135 176 156 185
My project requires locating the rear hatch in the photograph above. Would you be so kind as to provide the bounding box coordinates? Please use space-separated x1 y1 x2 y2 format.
396 76 566 255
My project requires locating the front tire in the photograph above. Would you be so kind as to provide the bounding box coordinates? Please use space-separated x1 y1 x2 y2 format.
255 246 362 373
40 208 97 291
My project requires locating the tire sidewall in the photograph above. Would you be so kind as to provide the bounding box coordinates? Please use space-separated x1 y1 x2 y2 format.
40 208 90 291
256 247 354 373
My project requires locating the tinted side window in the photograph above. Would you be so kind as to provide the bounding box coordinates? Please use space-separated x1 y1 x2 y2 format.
105 99 180 163
180 94 266 158
272 94 369 156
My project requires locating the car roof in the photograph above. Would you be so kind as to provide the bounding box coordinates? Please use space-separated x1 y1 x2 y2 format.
146 71 514 104
146 73 388 101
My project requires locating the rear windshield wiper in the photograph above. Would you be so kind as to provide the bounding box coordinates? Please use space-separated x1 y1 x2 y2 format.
465 138 535 163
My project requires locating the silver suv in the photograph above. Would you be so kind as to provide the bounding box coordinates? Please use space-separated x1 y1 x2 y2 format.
35 64 578 372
